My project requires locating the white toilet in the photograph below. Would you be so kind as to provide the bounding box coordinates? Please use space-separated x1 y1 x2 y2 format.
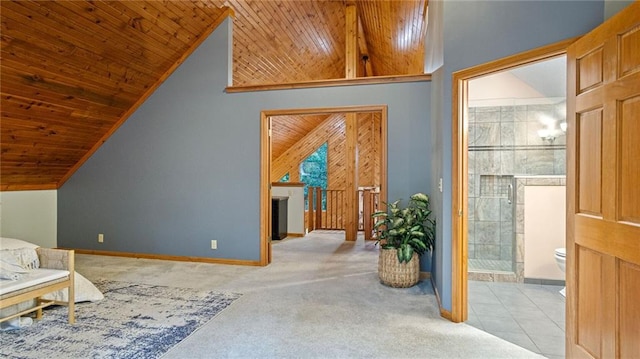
554 247 566 297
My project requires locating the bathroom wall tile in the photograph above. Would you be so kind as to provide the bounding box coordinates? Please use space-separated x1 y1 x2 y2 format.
468 244 476 259
527 104 555 112
514 122 528 146
516 204 525 234
476 106 502 113
554 133 567 146
476 151 501 174
468 151 476 174
527 121 548 146
515 263 525 282
468 197 476 220
475 122 501 146
468 174 477 198
475 110 500 124
475 198 501 221
501 221 513 245
527 177 560 186
468 107 477 123
468 271 495 282
559 178 566 186
500 123 515 146
554 149 566 175
526 149 555 174
468 123 478 146
514 151 528 174
514 109 527 122
516 179 525 204
475 244 501 260
514 105 528 112
516 234 525 262
493 272 517 282
476 222 501 245
501 151 514 174
500 198 513 223
501 107 515 122
468 221 476 244
500 245 513 261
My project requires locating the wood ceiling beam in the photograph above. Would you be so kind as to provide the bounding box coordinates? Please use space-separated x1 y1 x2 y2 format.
344 112 358 240
358 17 373 77
345 4 358 79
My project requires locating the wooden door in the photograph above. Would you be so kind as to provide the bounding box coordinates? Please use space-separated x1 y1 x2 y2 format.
566 3 640 358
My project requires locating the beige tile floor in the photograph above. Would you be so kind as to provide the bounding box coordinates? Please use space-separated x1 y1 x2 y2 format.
468 280 566 359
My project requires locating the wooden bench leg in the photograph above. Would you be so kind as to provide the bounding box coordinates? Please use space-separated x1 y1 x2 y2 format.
36 298 43 320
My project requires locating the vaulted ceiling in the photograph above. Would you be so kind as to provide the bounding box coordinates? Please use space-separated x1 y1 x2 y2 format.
0 0 428 190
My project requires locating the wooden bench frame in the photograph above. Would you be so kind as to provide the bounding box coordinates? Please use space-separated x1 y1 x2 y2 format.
0 248 75 324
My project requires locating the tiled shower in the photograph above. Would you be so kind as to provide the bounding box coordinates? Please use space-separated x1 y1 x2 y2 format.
468 102 566 280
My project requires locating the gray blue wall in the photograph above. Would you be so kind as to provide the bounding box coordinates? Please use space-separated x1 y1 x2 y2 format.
58 19 433 263
59 2 612 314
430 0 604 311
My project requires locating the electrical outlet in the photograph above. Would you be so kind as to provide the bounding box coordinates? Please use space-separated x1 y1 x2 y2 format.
210 240 217 250
98 233 104 243
439 178 443 193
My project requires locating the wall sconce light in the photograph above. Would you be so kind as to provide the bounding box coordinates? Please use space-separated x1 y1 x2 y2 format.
560 122 568 133
538 129 556 144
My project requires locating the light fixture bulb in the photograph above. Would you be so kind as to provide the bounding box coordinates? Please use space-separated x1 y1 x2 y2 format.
560 122 567 132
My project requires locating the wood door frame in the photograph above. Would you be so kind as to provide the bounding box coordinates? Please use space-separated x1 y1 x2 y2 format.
450 38 578 322
259 105 388 266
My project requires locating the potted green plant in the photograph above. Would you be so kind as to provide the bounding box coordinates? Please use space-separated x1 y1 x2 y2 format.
372 192 436 288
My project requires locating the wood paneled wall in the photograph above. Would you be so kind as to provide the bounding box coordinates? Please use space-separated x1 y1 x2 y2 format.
271 113 345 183
271 112 381 191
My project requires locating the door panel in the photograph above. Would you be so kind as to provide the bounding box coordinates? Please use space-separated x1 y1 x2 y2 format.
619 96 640 223
567 3 640 359
619 261 640 359
576 247 603 357
577 109 603 215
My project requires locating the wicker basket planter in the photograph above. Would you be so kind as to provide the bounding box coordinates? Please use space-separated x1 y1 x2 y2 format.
378 248 419 288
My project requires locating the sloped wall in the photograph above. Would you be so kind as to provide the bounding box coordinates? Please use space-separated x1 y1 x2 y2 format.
58 17 433 262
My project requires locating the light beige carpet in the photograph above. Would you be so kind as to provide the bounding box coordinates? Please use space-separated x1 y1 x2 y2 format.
74 231 544 359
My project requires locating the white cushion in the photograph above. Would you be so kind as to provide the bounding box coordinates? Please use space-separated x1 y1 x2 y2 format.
41 272 104 303
0 237 104 302
0 238 39 250
0 268 69 296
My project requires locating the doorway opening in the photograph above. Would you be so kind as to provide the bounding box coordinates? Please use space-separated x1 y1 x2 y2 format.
451 38 576 322
260 105 388 265
467 55 567 282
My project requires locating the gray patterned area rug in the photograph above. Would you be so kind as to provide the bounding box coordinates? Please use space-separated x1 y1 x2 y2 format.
0 280 241 359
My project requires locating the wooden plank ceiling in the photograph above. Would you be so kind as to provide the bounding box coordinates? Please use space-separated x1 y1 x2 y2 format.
0 0 428 190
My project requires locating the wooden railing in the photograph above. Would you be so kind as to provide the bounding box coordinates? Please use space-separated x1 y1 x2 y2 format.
358 188 380 240
308 187 345 230
306 186 380 239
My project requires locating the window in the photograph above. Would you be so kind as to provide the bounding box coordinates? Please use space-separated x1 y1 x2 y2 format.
300 143 327 209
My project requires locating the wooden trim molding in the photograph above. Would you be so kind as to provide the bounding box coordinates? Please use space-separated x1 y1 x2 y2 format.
56 8 235 189
271 182 305 187
71 248 261 266
1 183 58 191
260 105 388 266
226 74 432 93
431 276 453 321
450 36 579 324
260 112 271 266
